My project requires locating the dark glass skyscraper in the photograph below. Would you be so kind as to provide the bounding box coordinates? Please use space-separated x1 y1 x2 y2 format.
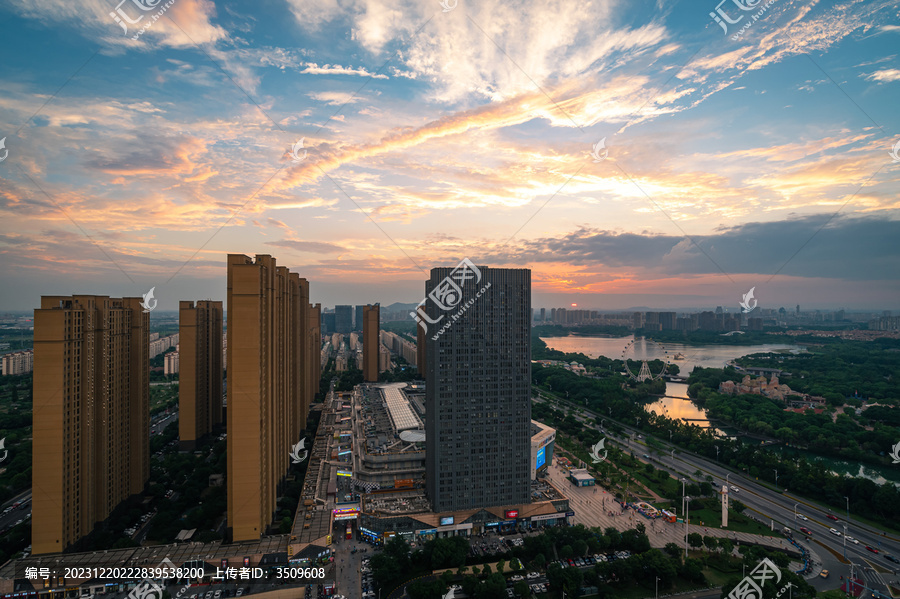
424 265 531 512
355 305 365 333
335 305 353 334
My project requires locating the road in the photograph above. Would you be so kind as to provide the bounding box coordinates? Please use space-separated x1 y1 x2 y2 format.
534 391 899 597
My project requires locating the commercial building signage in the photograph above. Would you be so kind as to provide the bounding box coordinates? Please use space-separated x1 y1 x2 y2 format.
530 513 563 522
336 470 352 477
505 510 519 519
566 511 575 516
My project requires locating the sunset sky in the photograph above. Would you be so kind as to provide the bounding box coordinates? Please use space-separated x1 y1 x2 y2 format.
1 0 899 312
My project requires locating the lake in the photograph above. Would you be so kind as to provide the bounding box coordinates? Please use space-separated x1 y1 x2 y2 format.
540 334 804 374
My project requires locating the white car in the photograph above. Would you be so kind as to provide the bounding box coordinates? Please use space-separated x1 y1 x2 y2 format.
795 514 808 521
730 485 739 493
846 536 859 545
829 528 841 536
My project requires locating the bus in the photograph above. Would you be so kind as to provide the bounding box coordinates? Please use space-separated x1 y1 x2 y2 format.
346 524 352 540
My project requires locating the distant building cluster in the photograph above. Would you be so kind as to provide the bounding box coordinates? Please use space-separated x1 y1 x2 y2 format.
718 374 796 401
869 315 900 331
164 346 179 375
380 330 417 365
534 359 586 375
0 349 34 376
149 332 179 359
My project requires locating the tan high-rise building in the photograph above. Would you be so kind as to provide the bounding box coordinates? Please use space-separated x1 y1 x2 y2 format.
178 300 224 451
362 304 379 382
32 295 149 554
227 254 317 542
307 302 321 413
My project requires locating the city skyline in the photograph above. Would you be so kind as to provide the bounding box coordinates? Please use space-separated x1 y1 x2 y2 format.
1 1 899 311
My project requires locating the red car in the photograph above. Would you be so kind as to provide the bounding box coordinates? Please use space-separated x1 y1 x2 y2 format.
800 527 812 535
866 546 879 554
827 515 839 521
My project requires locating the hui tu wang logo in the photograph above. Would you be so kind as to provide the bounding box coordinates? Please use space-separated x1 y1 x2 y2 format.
740 287 757 313
890 441 900 464
110 0 177 40
290 138 308 162
411 258 492 341
590 438 607 463
0 438 7 463
890 138 900 163
727 557 792 599
290 438 308 464
140 287 158 313
0 137 8 163
590 138 608 162
439 0 458 12
710 0 778 40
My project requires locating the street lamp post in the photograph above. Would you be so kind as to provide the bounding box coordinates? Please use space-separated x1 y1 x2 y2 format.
844 496 850 522
843 524 847 559
726 473 731 485
715 446 719 462
773 469 778 490
793 503 798 520
671 449 675 459
684 497 691 559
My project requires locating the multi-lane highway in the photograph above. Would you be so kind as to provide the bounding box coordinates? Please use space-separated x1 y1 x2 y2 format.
534 391 899 597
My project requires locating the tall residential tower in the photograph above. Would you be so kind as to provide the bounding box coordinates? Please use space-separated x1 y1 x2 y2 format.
32 295 149 554
178 300 224 451
226 254 315 542
362 304 380 382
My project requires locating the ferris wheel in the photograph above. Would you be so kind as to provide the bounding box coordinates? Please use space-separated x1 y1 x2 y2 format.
621 336 670 382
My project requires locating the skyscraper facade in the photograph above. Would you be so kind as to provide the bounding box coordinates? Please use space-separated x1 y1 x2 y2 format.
178 300 224 451
32 295 149 554
416 323 426 375
425 266 532 512
334 305 352 334
362 304 380 382
355 305 365 333
321 311 335 334
226 254 313 542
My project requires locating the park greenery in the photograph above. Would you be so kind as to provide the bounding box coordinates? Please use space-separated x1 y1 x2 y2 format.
371 523 811 599
531 331 900 531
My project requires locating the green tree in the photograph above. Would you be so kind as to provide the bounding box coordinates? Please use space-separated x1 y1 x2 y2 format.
513 581 530 597
688 533 703 551
732 500 746 515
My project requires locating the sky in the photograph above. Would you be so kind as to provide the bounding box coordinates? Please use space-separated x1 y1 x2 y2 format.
0 0 899 312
